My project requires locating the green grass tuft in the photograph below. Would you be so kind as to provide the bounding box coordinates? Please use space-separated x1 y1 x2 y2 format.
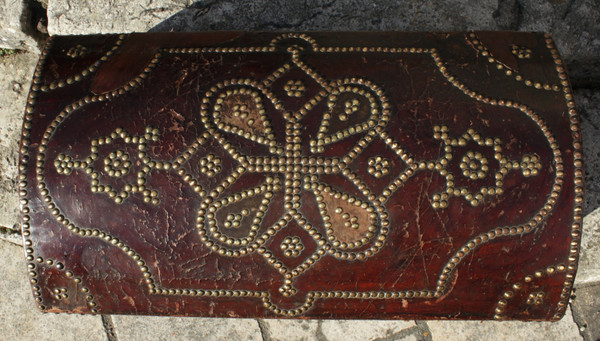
0 49 16 57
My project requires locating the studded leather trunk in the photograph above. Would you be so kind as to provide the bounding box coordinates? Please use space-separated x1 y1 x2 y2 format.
19 32 583 320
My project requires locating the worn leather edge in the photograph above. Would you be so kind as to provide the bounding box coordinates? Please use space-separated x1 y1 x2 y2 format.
91 31 245 94
543 33 584 321
20 34 55 311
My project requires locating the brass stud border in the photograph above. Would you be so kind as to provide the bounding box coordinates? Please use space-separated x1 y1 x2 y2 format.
32 256 98 312
545 33 583 321
22 33 577 317
430 46 563 297
40 35 125 92
20 35 54 312
493 265 566 320
466 32 560 92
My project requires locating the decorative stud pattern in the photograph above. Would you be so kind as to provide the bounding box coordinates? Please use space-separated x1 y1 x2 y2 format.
308 178 386 254
103 150 131 177
54 154 75 175
22 33 580 318
66 44 88 58
520 154 542 177
21 43 163 313
511 45 532 59
269 33 319 50
284 80 306 97
214 88 271 136
339 98 360 121
466 32 560 91
309 78 389 154
545 33 583 321
281 236 304 257
53 126 162 205
224 210 249 229
493 265 566 320
426 125 541 208
335 207 359 229
526 292 545 305
31 256 98 312
199 154 222 177
199 176 282 253
20 36 57 312
427 45 567 301
367 156 390 178
42 35 125 92
52 287 68 300
203 80 284 155
460 151 488 179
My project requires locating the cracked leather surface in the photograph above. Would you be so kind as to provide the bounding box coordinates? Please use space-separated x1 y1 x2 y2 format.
19 32 582 320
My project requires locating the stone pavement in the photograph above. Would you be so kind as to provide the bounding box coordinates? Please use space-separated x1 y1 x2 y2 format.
1 1 599 340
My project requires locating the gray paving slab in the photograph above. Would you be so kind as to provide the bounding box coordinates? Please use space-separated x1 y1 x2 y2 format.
577 88 600 215
47 0 188 35
0 226 21 245
518 0 600 85
576 207 600 286
0 0 42 51
571 284 600 341
0 240 107 340
427 306 582 341
111 315 263 341
45 0 600 87
259 319 418 341
319 320 417 341
47 0 500 35
0 50 38 245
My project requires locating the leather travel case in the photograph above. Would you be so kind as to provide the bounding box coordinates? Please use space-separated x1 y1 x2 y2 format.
19 31 583 320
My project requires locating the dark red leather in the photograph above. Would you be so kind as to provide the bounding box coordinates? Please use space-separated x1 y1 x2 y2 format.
19 32 583 320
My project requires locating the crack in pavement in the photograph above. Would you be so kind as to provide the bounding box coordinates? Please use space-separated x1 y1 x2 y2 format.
371 324 422 341
492 0 522 30
570 301 588 340
0 225 22 246
256 319 271 341
101 315 119 341
0 225 20 235
415 321 433 341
